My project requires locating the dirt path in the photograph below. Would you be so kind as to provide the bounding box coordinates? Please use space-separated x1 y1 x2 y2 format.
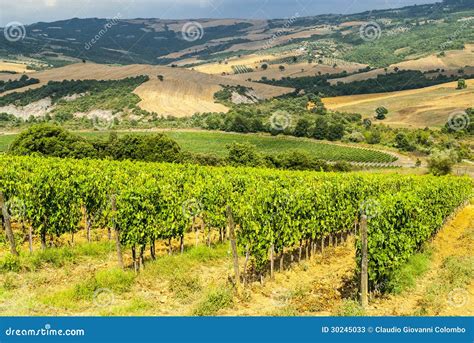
367 204 474 316
226 239 357 316
227 204 473 316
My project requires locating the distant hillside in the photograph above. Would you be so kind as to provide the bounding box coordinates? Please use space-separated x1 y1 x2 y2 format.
323 78 474 128
0 0 472 68
0 63 292 118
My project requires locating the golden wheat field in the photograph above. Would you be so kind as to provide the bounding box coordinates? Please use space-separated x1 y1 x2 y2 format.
323 79 474 128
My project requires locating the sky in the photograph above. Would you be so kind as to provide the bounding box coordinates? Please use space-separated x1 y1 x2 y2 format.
0 0 438 26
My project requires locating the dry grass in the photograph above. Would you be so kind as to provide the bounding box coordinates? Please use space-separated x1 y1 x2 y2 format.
330 44 474 85
134 79 229 117
323 79 474 128
229 62 365 82
192 54 279 74
1 203 472 316
0 63 292 117
0 62 31 74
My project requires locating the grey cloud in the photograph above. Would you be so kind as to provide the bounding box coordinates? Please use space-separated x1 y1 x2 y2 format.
0 0 438 26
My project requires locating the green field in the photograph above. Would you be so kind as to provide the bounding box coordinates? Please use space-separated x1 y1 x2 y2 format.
0 134 15 152
0 130 396 163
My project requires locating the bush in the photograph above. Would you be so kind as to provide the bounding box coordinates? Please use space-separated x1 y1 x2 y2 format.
180 152 225 166
108 134 182 163
332 161 352 172
395 133 415 151
375 106 388 120
428 151 456 176
226 142 262 167
192 288 233 316
456 79 467 89
365 130 381 144
327 123 345 141
0 255 21 272
8 124 97 158
347 131 365 143
312 117 329 140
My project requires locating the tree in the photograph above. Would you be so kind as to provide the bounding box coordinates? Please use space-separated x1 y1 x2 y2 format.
327 123 345 141
293 118 311 137
279 65 285 72
307 94 327 115
226 115 252 133
375 106 388 120
261 64 268 70
456 79 467 89
8 124 97 158
365 130 381 144
108 134 181 163
312 117 329 140
395 133 415 151
362 118 372 129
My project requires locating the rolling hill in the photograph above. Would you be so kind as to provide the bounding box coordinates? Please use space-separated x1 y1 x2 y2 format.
0 0 472 69
0 63 292 117
323 78 474 127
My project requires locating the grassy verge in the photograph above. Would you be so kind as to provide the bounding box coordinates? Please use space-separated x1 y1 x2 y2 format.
0 241 115 272
416 255 474 315
387 249 432 294
192 288 234 316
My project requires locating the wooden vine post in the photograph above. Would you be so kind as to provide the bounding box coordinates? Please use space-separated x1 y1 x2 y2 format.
111 195 124 269
0 192 18 256
226 206 240 286
360 214 369 309
270 243 275 279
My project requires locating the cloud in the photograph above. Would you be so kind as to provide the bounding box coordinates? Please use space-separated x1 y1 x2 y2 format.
44 0 58 7
0 0 438 26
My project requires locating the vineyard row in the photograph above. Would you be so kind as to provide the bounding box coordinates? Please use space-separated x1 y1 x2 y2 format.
0 155 471 289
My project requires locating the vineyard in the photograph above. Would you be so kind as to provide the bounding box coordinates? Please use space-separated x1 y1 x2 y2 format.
0 155 471 292
231 65 254 74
